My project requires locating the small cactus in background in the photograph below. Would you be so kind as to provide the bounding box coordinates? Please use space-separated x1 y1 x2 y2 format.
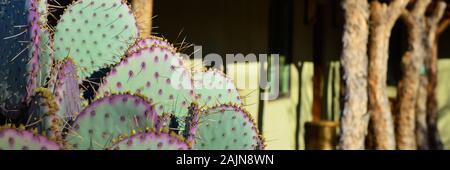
0 0 264 150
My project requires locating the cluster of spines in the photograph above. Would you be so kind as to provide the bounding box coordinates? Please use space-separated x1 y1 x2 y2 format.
125 36 176 56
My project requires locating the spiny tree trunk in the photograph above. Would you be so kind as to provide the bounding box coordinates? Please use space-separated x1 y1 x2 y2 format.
396 0 431 150
132 0 154 38
425 2 447 150
368 0 408 150
339 0 370 150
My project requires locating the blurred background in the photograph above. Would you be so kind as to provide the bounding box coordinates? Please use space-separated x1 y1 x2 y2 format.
149 0 450 150
44 0 450 150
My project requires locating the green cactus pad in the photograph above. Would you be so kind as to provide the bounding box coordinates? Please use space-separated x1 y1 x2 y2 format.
110 130 190 150
97 46 194 129
37 28 53 87
66 94 158 150
50 58 81 121
193 105 261 150
0 127 61 150
193 69 243 108
26 88 62 139
54 0 139 78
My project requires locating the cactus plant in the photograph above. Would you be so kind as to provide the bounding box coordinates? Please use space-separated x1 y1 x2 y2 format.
49 58 81 121
0 0 43 117
53 0 139 79
97 46 194 131
193 69 243 108
37 28 53 87
0 127 61 150
110 129 190 150
0 0 264 150
193 104 263 150
65 94 158 150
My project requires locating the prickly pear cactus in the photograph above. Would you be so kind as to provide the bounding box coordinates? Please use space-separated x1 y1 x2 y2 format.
193 70 243 108
34 0 52 87
50 58 81 121
0 127 61 150
110 130 190 150
0 0 42 116
97 46 194 129
26 88 62 139
37 28 53 87
126 37 175 56
54 0 139 79
66 94 158 150
194 105 262 150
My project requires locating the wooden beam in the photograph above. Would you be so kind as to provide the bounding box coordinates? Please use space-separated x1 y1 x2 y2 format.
132 0 154 38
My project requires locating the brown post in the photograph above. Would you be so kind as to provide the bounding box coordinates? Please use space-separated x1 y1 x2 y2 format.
368 0 408 150
424 2 447 150
338 0 370 150
395 0 431 150
132 0 154 38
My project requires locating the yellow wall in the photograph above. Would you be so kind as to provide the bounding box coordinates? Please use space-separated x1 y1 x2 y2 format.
227 62 314 150
437 59 450 149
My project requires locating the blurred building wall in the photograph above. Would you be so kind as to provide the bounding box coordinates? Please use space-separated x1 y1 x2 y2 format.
153 0 450 149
